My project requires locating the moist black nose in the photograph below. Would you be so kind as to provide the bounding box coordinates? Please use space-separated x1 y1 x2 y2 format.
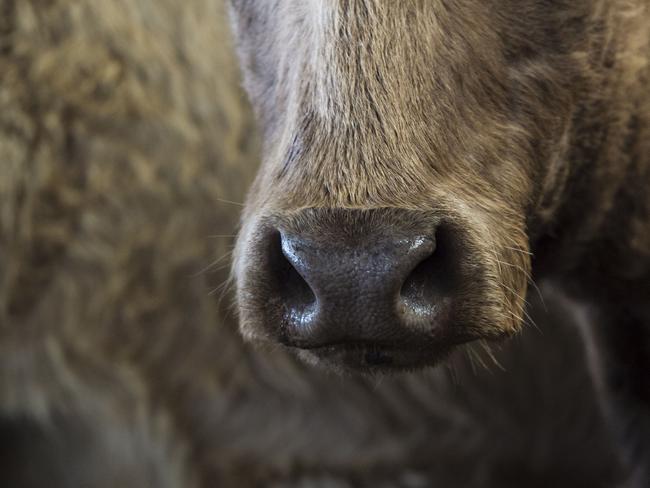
264 225 455 348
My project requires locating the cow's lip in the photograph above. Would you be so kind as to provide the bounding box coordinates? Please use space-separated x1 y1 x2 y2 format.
283 334 478 372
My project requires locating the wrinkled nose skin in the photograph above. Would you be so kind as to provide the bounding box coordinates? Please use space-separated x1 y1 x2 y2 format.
238 209 477 372
280 232 436 342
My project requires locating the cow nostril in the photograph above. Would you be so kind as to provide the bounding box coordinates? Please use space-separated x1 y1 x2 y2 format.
400 226 457 320
268 232 316 326
400 251 440 319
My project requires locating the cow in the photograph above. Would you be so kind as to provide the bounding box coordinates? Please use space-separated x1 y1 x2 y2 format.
229 1 650 485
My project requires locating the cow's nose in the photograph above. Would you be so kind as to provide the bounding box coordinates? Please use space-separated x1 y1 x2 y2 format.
236 209 471 369
263 225 454 349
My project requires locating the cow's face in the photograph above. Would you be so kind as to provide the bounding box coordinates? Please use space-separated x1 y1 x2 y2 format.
229 0 581 372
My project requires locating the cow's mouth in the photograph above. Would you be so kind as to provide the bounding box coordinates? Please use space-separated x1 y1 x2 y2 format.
283 332 479 373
